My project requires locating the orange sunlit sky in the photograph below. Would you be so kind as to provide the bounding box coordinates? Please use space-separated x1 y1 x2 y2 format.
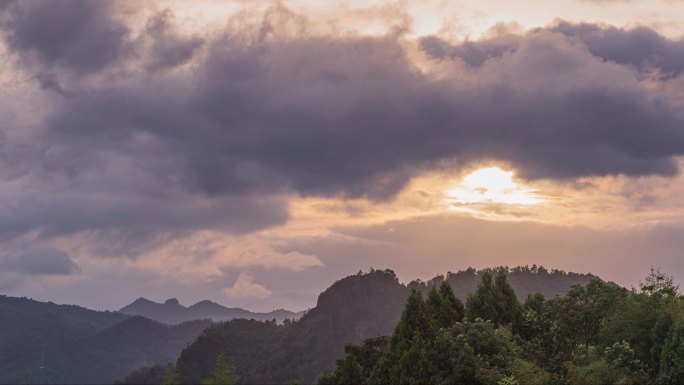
2 0 684 311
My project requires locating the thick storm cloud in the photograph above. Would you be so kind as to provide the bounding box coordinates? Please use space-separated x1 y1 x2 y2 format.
40 26 684 195
1 2 684 255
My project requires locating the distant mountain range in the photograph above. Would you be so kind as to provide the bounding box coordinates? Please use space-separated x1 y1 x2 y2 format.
119 297 304 325
0 295 211 384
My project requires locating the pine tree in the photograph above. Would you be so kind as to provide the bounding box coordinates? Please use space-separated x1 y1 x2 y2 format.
467 270 522 326
426 281 464 329
202 354 239 385
439 280 465 325
369 289 432 385
493 270 522 327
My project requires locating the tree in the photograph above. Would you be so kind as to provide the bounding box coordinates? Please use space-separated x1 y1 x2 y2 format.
466 270 521 327
369 289 433 384
202 354 239 385
429 319 525 385
641 267 679 297
426 281 465 329
600 291 669 376
162 364 180 385
561 280 626 349
651 311 675 377
316 337 389 385
492 270 522 327
656 323 684 385
467 271 497 323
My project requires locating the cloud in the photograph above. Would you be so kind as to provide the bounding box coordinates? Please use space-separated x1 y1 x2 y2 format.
0 187 289 258
0 2 683 302
0 0 131 74
217 238 324 272
8 10 682 205
548 21 684 77
224 272 272 300
0 247 80 275
141 9 204 72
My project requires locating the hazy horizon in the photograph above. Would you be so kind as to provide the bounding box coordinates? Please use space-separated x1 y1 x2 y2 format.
2 0 684 313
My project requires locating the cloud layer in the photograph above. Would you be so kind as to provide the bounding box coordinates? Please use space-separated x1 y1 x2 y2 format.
1 1 684 308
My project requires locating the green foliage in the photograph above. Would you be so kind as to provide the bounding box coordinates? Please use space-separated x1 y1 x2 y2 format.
367 281 528 385
564 344 644 385
321 267 684 385
201 354 239 385
497 375 519 385
509 359 549 385
368 289 432 385
426 281 465 329
315 337 389 385
656 322 684 385
161 363 180 385
466 270 522 327
641 267 679 298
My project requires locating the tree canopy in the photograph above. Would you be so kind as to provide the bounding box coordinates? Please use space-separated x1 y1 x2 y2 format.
319 268 684 385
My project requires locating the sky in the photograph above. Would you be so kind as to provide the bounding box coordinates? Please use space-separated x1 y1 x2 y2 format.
1 0 684 312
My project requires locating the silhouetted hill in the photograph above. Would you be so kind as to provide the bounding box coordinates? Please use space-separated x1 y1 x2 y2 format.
410 265 597 300
0 295 211 384
119 297 303 325
175 266 598 384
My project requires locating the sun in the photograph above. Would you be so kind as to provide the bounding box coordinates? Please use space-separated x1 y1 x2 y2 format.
446 166 543 205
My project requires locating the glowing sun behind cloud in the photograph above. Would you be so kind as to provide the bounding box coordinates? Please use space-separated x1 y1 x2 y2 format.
447 167 543 205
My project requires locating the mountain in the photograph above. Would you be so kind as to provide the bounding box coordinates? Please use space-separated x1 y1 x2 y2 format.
176 268 408 384
175 266 597 384
119 297 303 325
0 295 211 384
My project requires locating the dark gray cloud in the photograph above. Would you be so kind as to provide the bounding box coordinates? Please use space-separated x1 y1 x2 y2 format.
0 0 130 74
420 34 521 66
0 192 289 257
0 247 80 275
422 21 684 78
40 26 684 198
549 21 684 77
1 4 684 260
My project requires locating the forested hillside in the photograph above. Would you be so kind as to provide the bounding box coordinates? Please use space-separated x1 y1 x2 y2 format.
319 268 684 385
0 296 211 384
410 265 595 300
170 266 595 384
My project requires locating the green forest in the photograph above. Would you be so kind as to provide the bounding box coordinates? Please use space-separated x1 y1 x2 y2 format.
317 268 684 385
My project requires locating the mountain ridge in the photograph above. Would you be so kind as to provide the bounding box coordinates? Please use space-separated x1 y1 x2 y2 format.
119 297 304 325
0 295 212 384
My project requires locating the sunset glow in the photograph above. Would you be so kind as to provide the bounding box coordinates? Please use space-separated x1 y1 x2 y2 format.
447 167 543 206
